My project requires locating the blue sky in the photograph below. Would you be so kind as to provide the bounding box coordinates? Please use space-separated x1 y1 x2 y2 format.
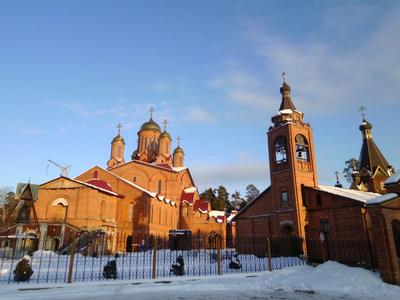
1 0 399 196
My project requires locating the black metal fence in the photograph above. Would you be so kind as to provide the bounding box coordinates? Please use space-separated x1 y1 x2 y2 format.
306 238 375 269
0 232 306 284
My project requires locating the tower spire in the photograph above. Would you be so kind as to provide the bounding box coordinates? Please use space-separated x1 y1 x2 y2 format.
279 73 296 111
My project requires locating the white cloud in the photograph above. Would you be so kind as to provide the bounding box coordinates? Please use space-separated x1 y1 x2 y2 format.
211 4 400 117
182 107 216 124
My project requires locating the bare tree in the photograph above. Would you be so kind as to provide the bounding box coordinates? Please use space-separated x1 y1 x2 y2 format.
0 186 14 206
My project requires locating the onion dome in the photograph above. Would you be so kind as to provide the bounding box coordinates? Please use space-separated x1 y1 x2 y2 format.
140 118 161 132
359 118 373 131
112 134 125 144
173 146 185 155
280 81 291 94
279 81 296 111
160 130 172 140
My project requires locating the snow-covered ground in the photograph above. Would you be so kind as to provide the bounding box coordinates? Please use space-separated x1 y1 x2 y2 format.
0 261 399 300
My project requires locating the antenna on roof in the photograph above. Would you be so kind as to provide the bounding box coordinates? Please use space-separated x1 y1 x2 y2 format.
46 160 71 177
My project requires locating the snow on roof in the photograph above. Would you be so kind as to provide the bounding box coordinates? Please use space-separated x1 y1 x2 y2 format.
172 166 188 172
366 193 398 205
71 178 119 197
227 214 236 223
209 210 225 218
317 185 380 203
384 170 400 185
82 166 157 197
208 210 225 223
184 187 197 193
279 109 293 114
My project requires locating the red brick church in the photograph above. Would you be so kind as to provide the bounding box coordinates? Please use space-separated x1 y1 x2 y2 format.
234 79 400 284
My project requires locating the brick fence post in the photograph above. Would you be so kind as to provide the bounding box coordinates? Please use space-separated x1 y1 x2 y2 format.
67 233 77 283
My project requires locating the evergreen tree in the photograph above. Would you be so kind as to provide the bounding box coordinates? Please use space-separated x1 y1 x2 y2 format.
215 185 229 211
230 191 247 211
200 188 217 207
245 184 260 202
343 158 359 183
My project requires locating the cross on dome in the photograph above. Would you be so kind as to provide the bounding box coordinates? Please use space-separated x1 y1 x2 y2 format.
116 123 123 135
177 136 182 147
162 119 169 131
358 106 367 120
282 72 287 83
149 107 155 119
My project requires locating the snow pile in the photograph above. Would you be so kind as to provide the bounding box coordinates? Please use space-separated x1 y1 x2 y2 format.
263 261 400 299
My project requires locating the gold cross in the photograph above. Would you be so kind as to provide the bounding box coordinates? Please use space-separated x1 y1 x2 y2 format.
149 107 155 119
335 171 340 182
162 119 169 131
116 123 123 135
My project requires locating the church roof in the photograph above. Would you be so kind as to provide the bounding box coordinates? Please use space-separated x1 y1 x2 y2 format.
112 134 125 144
358 119 392 176
366 193 398 206
78 166 157 197
160 130 171 140
385 170 400 185
316 185 380 203
279 82 296 111
194 200 209 213
41 176 119 197
140 118 161 132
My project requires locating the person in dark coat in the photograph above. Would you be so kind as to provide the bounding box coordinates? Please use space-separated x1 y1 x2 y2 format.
103 259 117 279
170 255 185 276
14 255 34 282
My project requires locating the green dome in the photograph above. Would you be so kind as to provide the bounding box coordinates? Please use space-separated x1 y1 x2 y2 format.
173 146 184 155
112 134 125 144
160 130 172 140
140 118 161 132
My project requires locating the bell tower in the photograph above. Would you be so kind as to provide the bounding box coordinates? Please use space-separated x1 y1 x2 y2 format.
267 76 318 237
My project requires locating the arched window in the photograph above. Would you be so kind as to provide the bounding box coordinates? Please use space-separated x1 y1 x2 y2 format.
133 176 137 183
295 134 309 161
158 180 162 194
275 136 288 163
